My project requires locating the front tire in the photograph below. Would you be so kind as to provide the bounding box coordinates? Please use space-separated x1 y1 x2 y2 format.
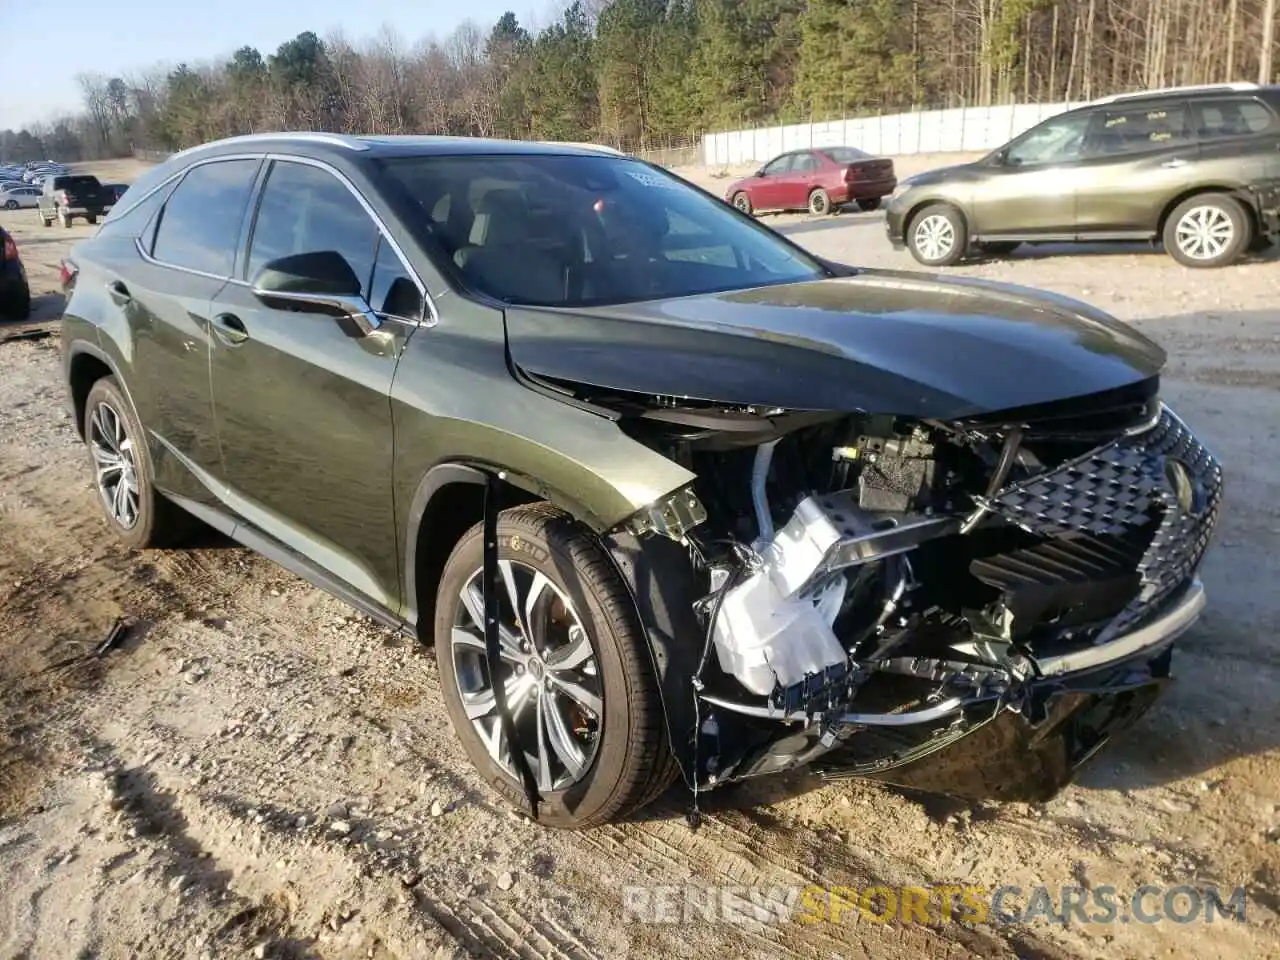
3 200 16 211
907 202 968 266
82 377 194 549
1164 193 1250 268
731 191 753 215
808 188 831 216
434 503 676 828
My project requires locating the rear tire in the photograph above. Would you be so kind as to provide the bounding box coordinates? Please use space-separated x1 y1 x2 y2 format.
87 214 98 225
82 377 196 550
59 210 72 229
856 197 881 212
1163 193 1250 268
1 284 30 322
40 215 51 228
808 188 831 216
907 203 968 266
434 503 677 828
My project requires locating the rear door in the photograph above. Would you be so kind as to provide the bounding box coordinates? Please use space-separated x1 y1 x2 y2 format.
207 157 426 611
122 157 262 506
784 151 822 209
1073 99 1201 236
1190 95 1280 180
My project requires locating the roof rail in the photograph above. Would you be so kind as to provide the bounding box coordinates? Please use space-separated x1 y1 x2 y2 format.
538 140 626 155
169 132 368 162
1091 82 1260 105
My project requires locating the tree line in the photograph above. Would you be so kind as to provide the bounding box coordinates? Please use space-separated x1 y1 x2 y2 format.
2 0 1277 165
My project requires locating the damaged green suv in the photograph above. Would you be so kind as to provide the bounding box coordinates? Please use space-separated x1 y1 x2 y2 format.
62 134 1221 827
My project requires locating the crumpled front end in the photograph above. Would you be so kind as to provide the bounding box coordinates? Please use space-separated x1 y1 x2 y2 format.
594 380 1223 798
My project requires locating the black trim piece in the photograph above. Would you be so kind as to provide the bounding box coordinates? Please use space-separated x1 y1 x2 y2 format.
403 463 489 628
166 490 414 636
483 474 542 818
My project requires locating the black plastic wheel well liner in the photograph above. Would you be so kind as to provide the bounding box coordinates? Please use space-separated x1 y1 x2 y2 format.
404 463 536 638
66 347 117 439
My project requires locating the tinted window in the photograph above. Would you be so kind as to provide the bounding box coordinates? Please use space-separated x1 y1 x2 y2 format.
368 236 424 319
761 155 793 176
246 160 379 293
1086 103 1191 156
1193 98 1276 138
376 154 825 307
152 159 260 275
822 147 870 163
1004 111 1092 165
101 178 177 243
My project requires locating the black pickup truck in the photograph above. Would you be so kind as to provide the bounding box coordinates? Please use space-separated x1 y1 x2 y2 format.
38 174 112 228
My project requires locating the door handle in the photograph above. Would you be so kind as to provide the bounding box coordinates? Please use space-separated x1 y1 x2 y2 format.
1161 158 1188 169
210 312 249 345
105 279 131 304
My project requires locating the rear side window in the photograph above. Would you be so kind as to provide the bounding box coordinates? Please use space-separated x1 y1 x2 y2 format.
1088 103 1192 156
1193 98 1276 139
245 160 380 292
152 159 261 276
792 153 820 173
100 179 177 243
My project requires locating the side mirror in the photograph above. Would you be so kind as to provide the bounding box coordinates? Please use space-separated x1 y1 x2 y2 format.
250 251 381 336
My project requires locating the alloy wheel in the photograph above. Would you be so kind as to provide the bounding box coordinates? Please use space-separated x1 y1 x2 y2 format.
451 559 603 792
733 193 751 213
1174 205 1234 262
88 401 140 529
913 214 955 261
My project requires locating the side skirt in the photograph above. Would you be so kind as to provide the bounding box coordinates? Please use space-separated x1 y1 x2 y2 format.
164 492 414 638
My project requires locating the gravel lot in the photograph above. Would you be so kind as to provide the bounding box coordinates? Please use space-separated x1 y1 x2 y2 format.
1 155 1278 960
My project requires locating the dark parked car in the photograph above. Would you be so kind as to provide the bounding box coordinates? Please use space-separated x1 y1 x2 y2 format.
61 132 1221 828
39 173 111 228
886 81 1280 268
725 146 896 216
1 225 31 321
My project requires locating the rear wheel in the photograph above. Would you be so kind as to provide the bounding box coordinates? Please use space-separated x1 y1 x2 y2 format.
731 191 753 215
1163 193 1250 268
907 203 968 266
434 503 677 828
0 283 30 322
87 214 98 225
856 197 881 212
40 214 51 228
808 188 831 216
59 210 72 229
82 377 195 550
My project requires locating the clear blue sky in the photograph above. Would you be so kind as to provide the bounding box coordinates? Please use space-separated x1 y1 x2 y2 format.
0 0 546 130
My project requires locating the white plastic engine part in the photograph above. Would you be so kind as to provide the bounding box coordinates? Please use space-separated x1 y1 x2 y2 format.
712 570 847 696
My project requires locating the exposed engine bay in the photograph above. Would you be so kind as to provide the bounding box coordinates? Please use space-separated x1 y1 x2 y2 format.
562 372 1224 799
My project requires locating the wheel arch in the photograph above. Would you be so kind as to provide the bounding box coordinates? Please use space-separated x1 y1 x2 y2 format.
66 341 135 440
900 196 969 244
1156 184 1258 240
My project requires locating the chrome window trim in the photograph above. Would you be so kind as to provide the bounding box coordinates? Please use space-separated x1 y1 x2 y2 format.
133 151 437 327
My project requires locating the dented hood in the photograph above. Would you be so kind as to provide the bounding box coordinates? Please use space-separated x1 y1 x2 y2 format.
503 269 1166 418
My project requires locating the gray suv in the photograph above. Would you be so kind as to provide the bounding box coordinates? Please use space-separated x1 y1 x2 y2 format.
885 82 1280 268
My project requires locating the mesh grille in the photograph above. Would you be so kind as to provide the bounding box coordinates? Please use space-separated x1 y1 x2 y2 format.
983 405 1223 641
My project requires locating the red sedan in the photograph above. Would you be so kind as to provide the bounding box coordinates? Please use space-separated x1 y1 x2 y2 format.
724 146 896 217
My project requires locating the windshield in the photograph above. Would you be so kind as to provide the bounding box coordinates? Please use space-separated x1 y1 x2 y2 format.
375 154 826 307
821 147 870 163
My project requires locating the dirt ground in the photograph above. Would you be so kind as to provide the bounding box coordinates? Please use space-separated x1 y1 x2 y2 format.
1 154 1278 960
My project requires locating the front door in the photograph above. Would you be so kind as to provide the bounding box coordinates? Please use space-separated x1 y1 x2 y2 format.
970 110 1095 238
208 158 425 612
753 154 796 209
